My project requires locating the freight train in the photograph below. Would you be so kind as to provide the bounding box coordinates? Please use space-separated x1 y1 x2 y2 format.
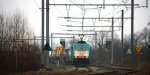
71 41 91 65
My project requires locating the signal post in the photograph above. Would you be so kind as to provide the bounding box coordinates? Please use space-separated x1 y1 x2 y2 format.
57 46 63 66
135 44 142 70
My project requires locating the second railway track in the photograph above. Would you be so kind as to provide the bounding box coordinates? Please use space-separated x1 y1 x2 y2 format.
69 65 138 75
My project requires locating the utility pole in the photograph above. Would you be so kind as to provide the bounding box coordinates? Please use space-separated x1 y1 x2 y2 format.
95 31 97 49
41 0 44 67
103 0 105 9
51 33 53 64
121 10 124 64
146 0 148 8
111 17 114 65
131 0 134 59
46 0 49 69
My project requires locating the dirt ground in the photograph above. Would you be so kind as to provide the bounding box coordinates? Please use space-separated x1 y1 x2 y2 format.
5 64 150 75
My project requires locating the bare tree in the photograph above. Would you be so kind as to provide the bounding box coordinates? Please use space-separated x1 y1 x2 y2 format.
0 10 41 74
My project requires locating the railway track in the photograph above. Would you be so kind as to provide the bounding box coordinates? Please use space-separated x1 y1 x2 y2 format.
70 65 138 75
12 65 138 75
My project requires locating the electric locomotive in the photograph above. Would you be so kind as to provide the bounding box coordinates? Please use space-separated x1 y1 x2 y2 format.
71 41 91 65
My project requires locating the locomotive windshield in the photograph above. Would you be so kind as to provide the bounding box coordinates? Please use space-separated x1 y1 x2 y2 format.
74 44 89 51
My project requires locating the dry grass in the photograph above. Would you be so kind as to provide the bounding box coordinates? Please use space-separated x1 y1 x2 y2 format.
10 69 88 75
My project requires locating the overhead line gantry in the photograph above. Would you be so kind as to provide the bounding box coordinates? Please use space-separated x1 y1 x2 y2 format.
62 25 121 27
49 3 139 7
58 17 131 19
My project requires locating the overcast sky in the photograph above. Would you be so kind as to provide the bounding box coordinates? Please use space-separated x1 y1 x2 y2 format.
0 0 150 37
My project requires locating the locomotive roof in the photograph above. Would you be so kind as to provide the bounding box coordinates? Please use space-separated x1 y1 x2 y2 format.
77 41 87 43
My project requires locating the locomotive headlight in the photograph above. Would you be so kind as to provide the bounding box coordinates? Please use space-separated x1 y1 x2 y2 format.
85 51 88 53
84 51 88 56
74 51 78 53
74 51 79 56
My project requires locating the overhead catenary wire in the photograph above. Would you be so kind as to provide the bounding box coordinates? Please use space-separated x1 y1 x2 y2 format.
101 0 129 18
33 0 41 11
55 0 135 25
52 0 70 32
69 0 83 10
122 0 129 10
52 0 147 34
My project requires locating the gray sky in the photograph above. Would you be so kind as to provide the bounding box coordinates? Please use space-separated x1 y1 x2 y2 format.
0 0 150 37
0 0 41 35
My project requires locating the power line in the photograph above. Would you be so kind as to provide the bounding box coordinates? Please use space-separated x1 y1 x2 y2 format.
33 0 41 11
